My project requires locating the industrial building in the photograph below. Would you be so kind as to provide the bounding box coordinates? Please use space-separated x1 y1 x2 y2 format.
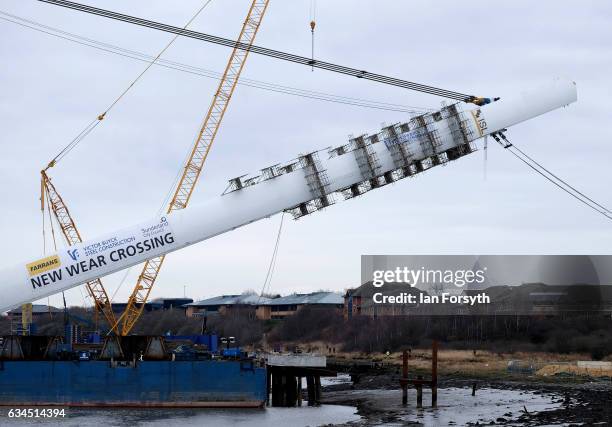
7 305 62 322
184 294 271 318
344 283 427 318
259 292 344 320
111 297 193 315
344 282 612 317
344 289 362 319
185 291 343 320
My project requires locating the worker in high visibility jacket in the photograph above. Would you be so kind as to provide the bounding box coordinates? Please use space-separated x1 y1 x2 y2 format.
470 96 501 106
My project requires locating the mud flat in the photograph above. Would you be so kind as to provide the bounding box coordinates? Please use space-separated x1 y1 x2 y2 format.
322 371 612 425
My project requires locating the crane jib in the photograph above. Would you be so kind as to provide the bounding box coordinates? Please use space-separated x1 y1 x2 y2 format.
31 0 271 335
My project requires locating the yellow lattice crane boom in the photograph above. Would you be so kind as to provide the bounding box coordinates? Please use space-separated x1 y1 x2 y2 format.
35 0 269 335
118 0 270 335
41 170 119 332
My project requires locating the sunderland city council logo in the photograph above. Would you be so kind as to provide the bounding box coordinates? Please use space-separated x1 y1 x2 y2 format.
26 255 61 277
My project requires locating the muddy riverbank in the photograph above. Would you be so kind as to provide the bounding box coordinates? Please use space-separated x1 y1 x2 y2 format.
322 371 612 425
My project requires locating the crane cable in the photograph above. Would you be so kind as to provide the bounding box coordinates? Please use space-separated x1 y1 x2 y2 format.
0 11 431 114
309 0 316 72
44 188 58 252
258 213 285 303
496 132 611 215
41 184 47 255
491 132 612 221
35 0 475 102
41 0 215 170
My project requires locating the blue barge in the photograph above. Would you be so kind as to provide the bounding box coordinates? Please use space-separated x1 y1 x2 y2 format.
0 336 267 407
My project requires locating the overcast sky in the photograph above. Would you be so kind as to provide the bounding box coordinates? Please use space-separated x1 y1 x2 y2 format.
1 0 610 308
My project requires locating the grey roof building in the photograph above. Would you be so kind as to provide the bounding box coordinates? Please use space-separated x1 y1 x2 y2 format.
7 304 62 319
184 291 344 319
261 291 343 320
184 294 272 317
264 292 343 306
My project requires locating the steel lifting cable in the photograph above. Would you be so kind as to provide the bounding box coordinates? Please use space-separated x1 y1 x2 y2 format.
0 9 431 114
508 148 612 220
505 138 611 215
41 187 48 255
44 188 59 252
40 0 464 101
309 0 316 72
36 0 474 102
495 132 612 216
42 0 215 169
261 213 285 296
492 133 612 221
258 213 285 303
0 9 430 112
50 118 100 166
110 268 132 302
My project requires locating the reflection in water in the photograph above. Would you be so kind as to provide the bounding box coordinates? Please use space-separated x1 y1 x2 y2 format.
10 404 360 427
5 387 563 426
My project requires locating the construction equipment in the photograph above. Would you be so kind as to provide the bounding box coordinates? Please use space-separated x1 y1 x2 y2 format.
21 303 32 335
13 2 598 329
29 0 488 334
34 0 269 335
116 0 270 335
1 79 579 313
34 2 216 333
41 170 119 332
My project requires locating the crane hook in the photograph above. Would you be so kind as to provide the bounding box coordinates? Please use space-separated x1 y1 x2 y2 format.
310 20 316 71
309 0 316 71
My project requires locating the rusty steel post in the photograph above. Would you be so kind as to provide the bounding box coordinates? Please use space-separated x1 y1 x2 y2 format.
314 376 322 405
306 376 315 406
286 375 297 407
266 368 272 406
416 375 423 408
432 340 438 407
402 350 408 405
271 371 281 407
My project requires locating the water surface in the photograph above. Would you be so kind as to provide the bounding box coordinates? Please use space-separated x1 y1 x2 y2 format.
1 405 360 427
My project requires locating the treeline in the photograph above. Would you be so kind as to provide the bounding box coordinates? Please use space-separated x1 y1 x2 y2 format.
3 307 612 359
266 308 612 359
